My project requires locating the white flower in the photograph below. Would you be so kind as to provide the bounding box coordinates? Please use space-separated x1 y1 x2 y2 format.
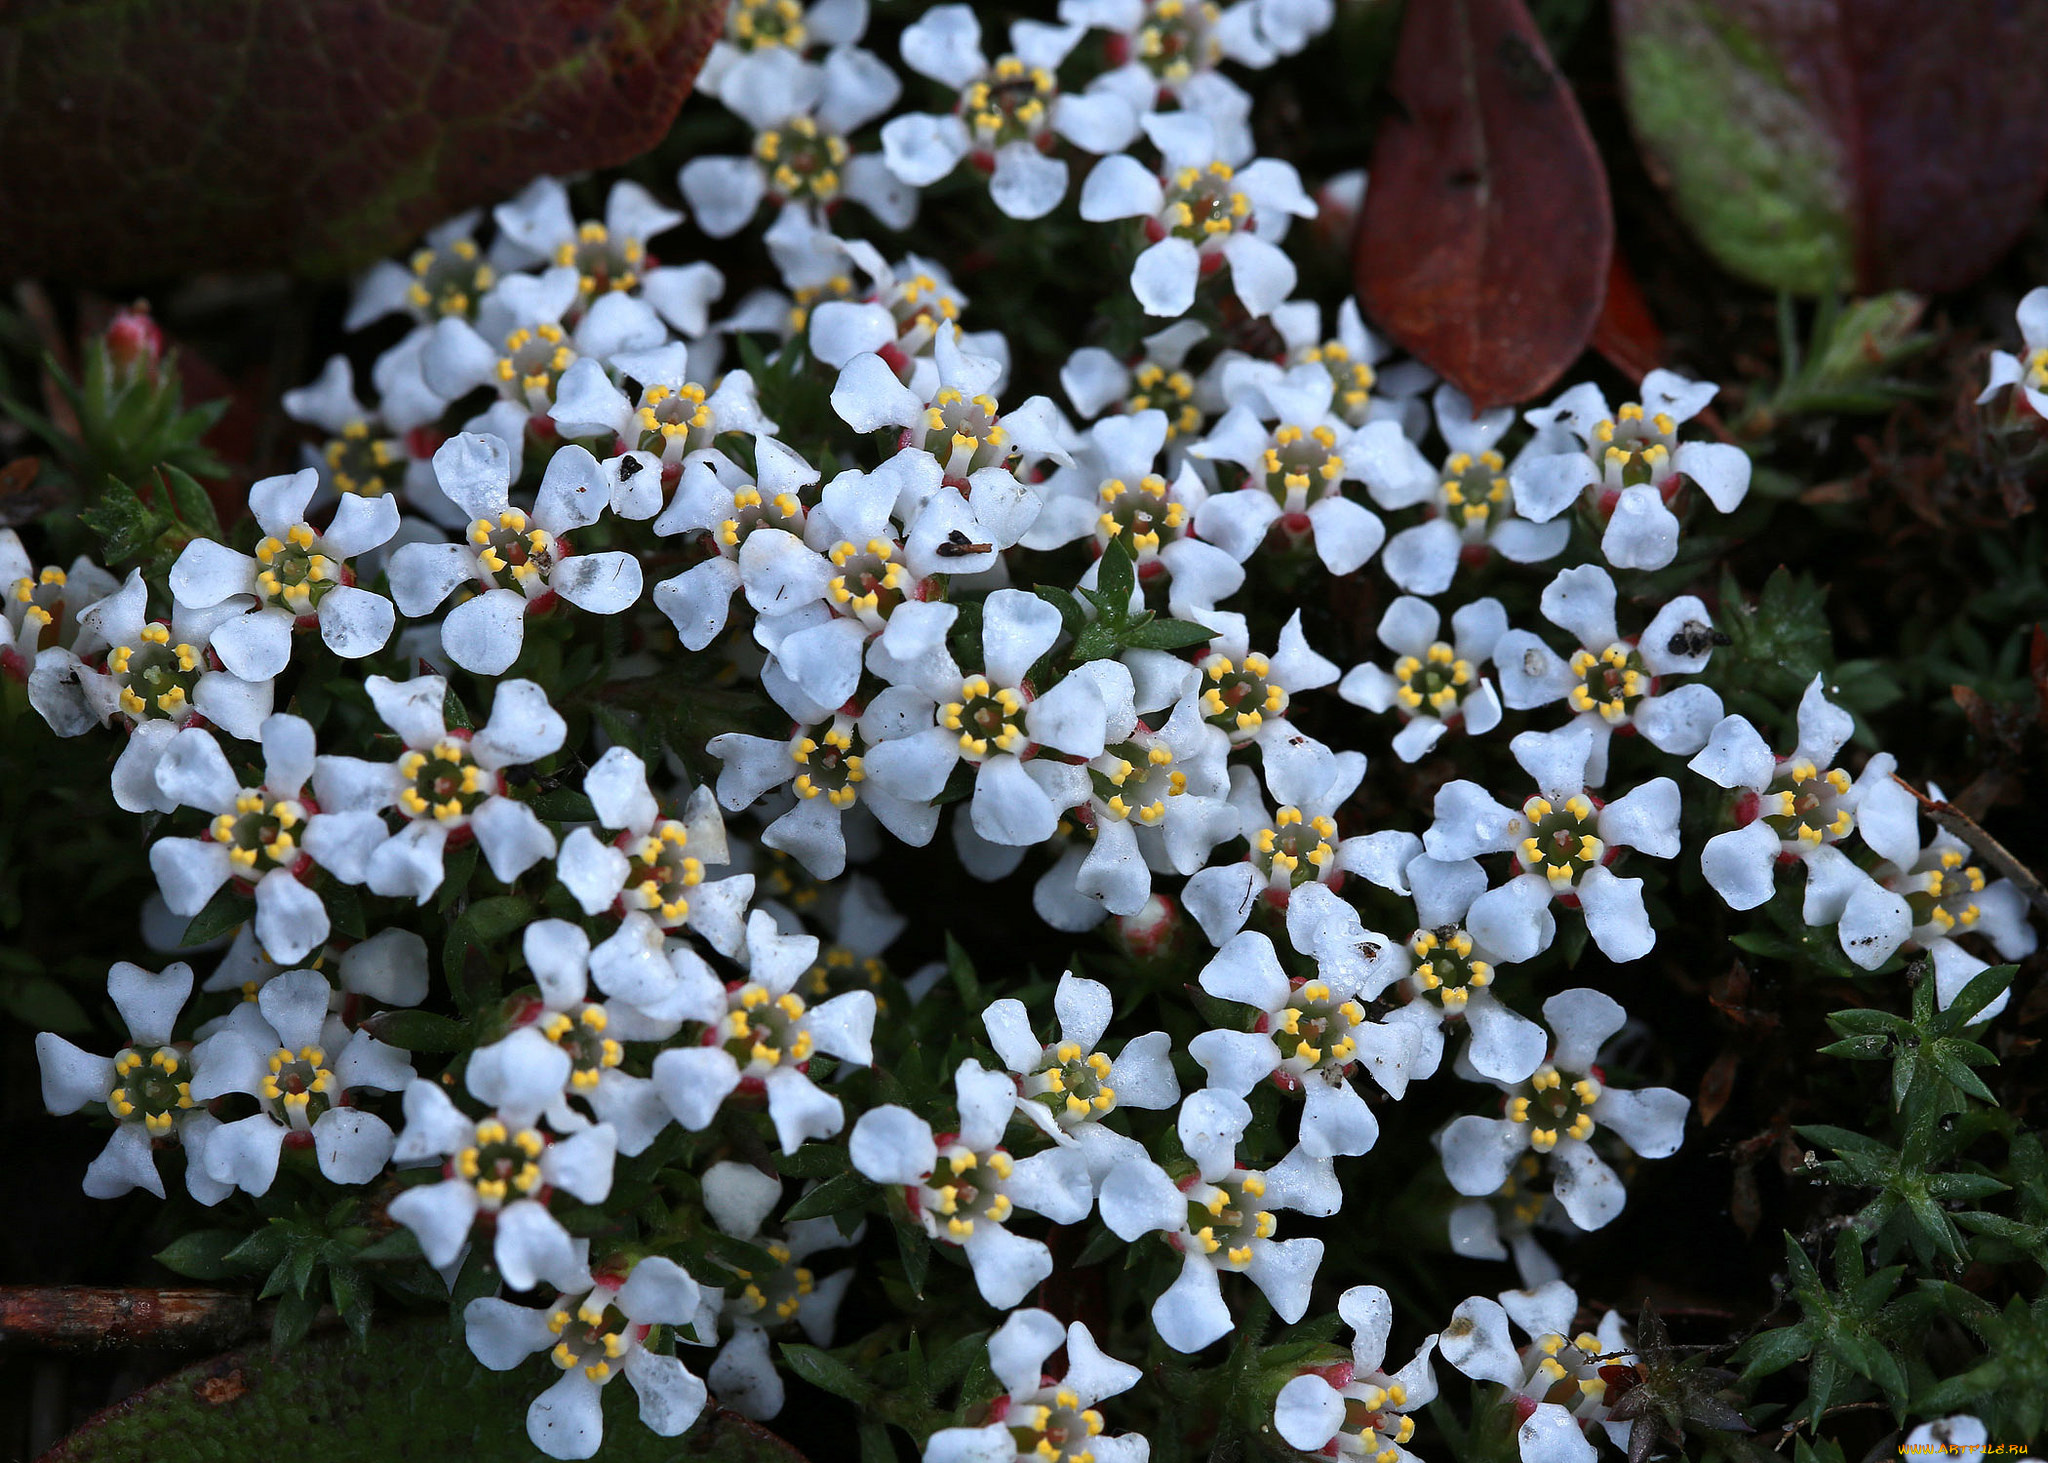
185 968 412 1194
1189 928 1423 1158
1097 1088 1329 1351
490 176 685 287
281 355 451 523
922 1309 1148 1463
1080 112 1315 318
54 569 275 812
556 748 752 953
464 1256 708 1460
881 8 1139 221
345 209 491 329
1340 595 1508 763
700 0 874 100
554 345 775 469
1058 319 1209 426
982 970 1180 1181
1904 1417 1999 1459
311 673 563 903
1509 370 1751 572
1438 989 1688 1232
651 909 875 1153
1979 286 2048 418
35 961 230 1203
147 716 386 965
1195 608 1339 748
422 262 666 417
1425 724 1681 964
387 434 643 676
1439 1281 1636 1463
1357 383 1571 596
387 1073 614 1291
1397 851 1549 1085
680 47 910 237
2 532 120 735
1060 0 1267 155
1188 366 1383 573
649 442 818 653
1492 564 1725 783
849 1058 1093 1307
1688 675 1888 917
1273 1285 1437 1461
862 588 1119 847
1264 297 1420 431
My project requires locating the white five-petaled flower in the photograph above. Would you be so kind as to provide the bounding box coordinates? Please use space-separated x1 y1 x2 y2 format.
185 968 413 1194
1340 594 1509 763
168 468 398 679
882 7 1141 220
1097 1087 1332 1351
1189 927 1425 1159
464 1256 708 1461
1509 370 1751 572
982 971 1180 1183
1354 383 1572 597
1424 724 1682 964
280 355 452 525
554 343 774 473
387 433 643 676
4 530 119 733
1396 850 1549 1085
388 1068 615 1292
1438 989 1688 1233
850 1059 1093 1308
1080 112 1315 318
681 45 910 237
1274 1285 1438 1462
1439 1280 1636 1463
311 673 563 903
490 176 685 292
36 961 230 1204
652 910 877 1153
922 1308 1150 1463
1978 286 2048 418
1492 564 1725 784
147 715 388 966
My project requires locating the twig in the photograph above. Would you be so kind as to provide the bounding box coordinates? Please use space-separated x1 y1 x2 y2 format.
0 1286 252 1352
1890 774 2048 919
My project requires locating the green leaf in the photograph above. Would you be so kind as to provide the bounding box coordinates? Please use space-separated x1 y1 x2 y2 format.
1093 539 1136 615
1123 617 1217 651
1933 963 2017 1034
1068 622 1123 663
154 1229 254 1282
782 1169 878 1222
780 1342 877 1405
1032 585 1086 637
359 1009 468 1054
1733 1322 1812 1382
527 788 598 822
78 478 163 563
158 465 221 539
40 1319 805 1460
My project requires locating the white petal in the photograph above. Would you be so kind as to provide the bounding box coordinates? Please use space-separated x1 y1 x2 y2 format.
1131 237 1199 317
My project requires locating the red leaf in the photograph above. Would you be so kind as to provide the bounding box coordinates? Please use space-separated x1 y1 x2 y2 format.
1613 0 2048 295
0 0 723 285
1354 0 1612 411
1589 249 1665 384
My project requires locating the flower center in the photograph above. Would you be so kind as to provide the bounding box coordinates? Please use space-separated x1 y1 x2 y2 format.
321 419 406 497
1200 651 1285 738
827 538 911 623
1185 1170 1274 1268
1506 1063 1601 1152
2028 347 2048 391
727 1240 817 1324
1759 759 1854 848
924 1144 1015 1241
1336 1379 1419 1462
723 984 814 1070
963 57 1055 148
1134 0 1223 80
1522 1330 1613 1405
730 0 805 52
1272 978 1366 1076
541 1005 623 1090
1408 926 1493 1012
757 117 849 204
920 387 1012 478
107 624 202 722
636 380 714 460
496 322 575 412
1092 738 1187 824
1302 339 1377 425
407 237 494 319
254 523 345 616
1025 1040 1118 1126
548 1294 637 1382
1126 362 1202 437
717 484 807 551
1568 643 1647 724
1163 161 1249 242
1393 641 1473 717
1591 402 1677 490
1905 848 1986 934
397 736 497 824
882 273 961 357
1261 423 1344 512
467 507 561 596
1008 1390 1107 1463
261 1045 337 1130
210 790 310 874
620 819 704 924
454 1118 545 1208
1439 449 1510 538
1255 806 1338 889
1515 795 1605 889
553 219 644 299
787 271 858 334
791 718 867 808
803 946 888 1001
942 676 1028 760
10 567 70 652
1096 474 1184 557
107 1046 194 1135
